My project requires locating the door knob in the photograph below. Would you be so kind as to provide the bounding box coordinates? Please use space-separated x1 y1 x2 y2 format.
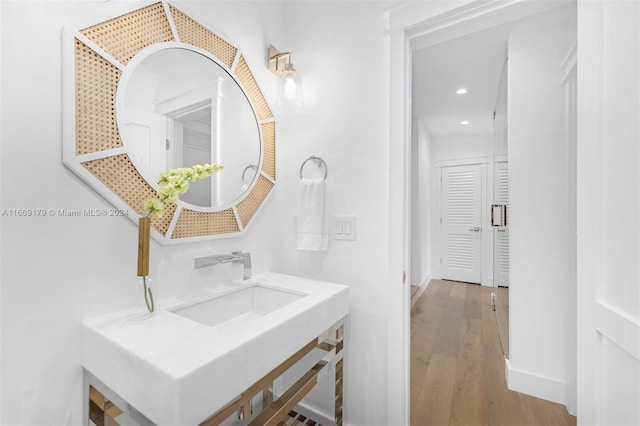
469 227 481 232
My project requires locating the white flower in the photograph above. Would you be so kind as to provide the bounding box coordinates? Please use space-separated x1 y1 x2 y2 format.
143 198 164 218
144 163 223 218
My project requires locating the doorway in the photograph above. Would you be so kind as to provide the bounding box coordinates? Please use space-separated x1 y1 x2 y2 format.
388 2 579 425
410 20 508 292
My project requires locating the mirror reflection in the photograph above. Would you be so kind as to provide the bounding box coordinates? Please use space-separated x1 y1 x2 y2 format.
121 47 260 208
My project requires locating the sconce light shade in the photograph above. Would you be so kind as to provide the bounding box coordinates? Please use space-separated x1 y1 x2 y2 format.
268 45 304 109
277 71 304 108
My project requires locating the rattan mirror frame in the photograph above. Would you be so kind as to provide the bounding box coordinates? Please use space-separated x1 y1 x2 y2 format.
62 1 276 244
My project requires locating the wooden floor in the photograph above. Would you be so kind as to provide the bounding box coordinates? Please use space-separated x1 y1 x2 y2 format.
410 279 576 426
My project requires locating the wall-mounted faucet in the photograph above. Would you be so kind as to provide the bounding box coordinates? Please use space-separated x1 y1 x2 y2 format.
194 251 252 280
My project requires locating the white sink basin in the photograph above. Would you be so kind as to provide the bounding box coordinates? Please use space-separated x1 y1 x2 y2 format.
170 285 305 329
81 272 349 425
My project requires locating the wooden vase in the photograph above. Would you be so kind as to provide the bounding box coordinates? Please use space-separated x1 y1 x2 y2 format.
137 217 151 277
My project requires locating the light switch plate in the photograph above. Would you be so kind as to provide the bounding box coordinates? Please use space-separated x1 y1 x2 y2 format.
333 216 356 240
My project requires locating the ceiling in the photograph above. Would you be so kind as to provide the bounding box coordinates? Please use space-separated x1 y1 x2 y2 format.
412 25 509 138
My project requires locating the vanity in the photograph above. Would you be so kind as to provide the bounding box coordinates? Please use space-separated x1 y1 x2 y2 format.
82 272 348 425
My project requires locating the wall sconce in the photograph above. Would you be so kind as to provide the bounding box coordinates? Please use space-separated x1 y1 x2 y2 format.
268 44 304 109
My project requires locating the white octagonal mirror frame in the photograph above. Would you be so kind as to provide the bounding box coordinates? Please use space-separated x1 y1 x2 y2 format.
62 1 276 244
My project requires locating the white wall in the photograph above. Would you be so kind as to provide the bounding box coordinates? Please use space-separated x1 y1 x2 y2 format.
278 2 391 424
506 7 574 406
410 119 432 288
0 2 288 424
431 134 493 163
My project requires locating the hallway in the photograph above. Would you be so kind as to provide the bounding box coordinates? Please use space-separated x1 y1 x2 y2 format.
410 280 576 425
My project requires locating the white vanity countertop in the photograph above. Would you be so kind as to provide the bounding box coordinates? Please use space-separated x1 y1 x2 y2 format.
81 272 349 425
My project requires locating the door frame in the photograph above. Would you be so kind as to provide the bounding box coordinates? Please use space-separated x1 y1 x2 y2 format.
386 1 574 424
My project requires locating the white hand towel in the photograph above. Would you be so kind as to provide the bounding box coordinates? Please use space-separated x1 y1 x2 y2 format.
296 178 327 251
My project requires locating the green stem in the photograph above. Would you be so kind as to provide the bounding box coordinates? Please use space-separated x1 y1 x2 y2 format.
143 276 155 313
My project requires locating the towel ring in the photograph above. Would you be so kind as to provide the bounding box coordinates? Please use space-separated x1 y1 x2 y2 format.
299 156 328 180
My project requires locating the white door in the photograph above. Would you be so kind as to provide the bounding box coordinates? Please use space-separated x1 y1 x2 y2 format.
124 109 167 178
441 164 482 284
494 161 509 287
578 1 640 424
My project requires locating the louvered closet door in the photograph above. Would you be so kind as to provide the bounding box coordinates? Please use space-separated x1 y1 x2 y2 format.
494 161 509 287
441 164 482 284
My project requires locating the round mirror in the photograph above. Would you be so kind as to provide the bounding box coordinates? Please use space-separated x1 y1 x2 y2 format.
119 47 260 208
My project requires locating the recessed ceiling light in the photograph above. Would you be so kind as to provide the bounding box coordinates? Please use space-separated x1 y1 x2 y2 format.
456 88 468 95
460 120 469 125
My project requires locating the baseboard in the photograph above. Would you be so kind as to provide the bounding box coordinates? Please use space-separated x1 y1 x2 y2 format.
505 358 567 407
421 273 432 289
566 396 577 417
411 274 431 306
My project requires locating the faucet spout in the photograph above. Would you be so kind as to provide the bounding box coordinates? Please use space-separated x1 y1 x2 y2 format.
194 251 252 280
235 251 251 280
